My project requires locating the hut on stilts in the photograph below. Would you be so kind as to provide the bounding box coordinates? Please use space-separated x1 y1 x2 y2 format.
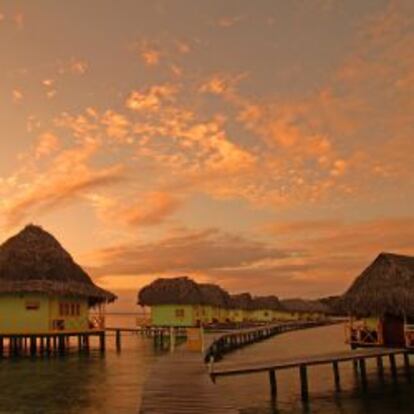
198 283 231 324
229 293 253 323
279 298 330 321
0 224 116 355
138 276 206 327
343 252 414 349
251 296 283 322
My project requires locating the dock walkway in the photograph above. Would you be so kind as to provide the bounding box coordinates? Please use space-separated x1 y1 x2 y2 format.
139 334 237 414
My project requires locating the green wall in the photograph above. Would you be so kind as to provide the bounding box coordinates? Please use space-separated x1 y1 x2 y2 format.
151 304 196 326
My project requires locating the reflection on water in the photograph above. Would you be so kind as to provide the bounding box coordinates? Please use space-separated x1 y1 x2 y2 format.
0 315 158 414
1 321 413 413
216 324 414 414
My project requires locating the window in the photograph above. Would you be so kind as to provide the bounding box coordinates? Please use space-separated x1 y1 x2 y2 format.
25 301 40 311
71 304 76 316
76 304 80 316
175 308 185 318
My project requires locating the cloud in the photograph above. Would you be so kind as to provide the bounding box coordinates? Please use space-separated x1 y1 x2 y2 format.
0 141 125 228
86 227 290 278
92 191 182 227
34 132 60 159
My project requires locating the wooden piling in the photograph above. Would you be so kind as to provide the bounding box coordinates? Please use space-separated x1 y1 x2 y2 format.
299 364 309 401
99 332 106 352
268 369 277 400
359 358 367 389
332 361 340 391
389 354 397 380
116 329 121 351
376 356 384 378
404 353 411 382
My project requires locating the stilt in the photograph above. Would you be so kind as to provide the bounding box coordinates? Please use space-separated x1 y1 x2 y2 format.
116 329 121 352
404 353 411 382
78 335 82 352
389 354 397 381
299 364 309 402
30 336 36 356
0 336 3 357
268 369 277 400
333 361 340 391
99 332 106 352
359 358 367 389
46 336 51 355
376 356 384 378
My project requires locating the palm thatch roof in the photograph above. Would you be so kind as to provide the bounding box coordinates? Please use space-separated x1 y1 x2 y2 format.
229 293 253 310
342 252 414 318
199 283 231 308
281 298 330 313
0 224 116 305
251 295 283 311
138 276 204 306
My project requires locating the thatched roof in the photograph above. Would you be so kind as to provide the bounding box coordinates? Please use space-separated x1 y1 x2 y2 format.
0 225 116 305
199 283 231 307
281 298 330 313
251 295 283 311
138 276 204 306
229 293 253 309
342 252 414 318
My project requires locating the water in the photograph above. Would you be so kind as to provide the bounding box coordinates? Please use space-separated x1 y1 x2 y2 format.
0 322 413 413
215 324 414 413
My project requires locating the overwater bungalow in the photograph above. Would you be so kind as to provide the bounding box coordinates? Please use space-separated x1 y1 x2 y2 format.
343 252 414 349
251 296 283 322
198 283 231 324
0 225 116 335
229 293 253 323
280 298 330 321
138 276 205 327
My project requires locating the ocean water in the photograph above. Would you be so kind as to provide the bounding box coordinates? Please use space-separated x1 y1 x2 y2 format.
0 319 413 413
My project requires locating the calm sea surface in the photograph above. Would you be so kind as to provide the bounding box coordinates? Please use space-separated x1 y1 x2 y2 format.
0 319 413 413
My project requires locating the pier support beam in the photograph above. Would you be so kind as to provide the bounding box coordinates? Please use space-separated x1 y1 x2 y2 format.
376 356 384 379
389 354 397 381
359 358 367 390
404 353 411 382
332 361 340 391
116 329 121 352
268 369 277 401
299 364 309 402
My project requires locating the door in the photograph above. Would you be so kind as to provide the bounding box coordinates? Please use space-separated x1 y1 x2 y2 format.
382 314 405 347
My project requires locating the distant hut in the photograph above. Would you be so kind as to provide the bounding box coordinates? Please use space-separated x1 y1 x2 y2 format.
229 293 253 323
280 298 330 321
0 225 116 334
138 276 205 327
251 296 283 322
342 252 414 349
199 283 231 324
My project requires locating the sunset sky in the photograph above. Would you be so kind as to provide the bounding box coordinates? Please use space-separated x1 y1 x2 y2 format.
0 0 413 311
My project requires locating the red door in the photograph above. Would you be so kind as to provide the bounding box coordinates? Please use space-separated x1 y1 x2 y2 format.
382 315 405 347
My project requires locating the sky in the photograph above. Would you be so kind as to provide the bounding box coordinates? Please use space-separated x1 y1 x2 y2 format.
0 0 413 311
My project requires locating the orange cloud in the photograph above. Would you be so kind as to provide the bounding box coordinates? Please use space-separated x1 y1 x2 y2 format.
92 191 181 227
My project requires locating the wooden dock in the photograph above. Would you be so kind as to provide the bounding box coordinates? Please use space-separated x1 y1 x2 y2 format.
210 347 411 402
204 320 328 362
139 321 331 412
139 338 237 414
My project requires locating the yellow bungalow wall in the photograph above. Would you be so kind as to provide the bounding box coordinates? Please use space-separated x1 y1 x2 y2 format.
0 293 90 334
